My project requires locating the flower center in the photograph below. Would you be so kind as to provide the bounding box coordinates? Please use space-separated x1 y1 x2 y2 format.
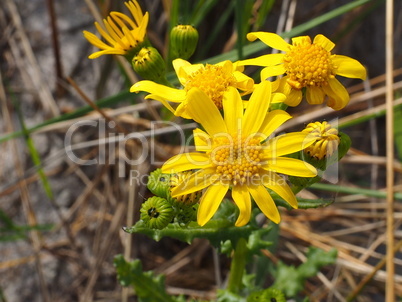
283 37 335 89
185 65 236 109
211 135 263 185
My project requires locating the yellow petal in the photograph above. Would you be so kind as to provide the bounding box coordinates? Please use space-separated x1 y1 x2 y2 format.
242 81 271 135
263 157 317 177
258 110 292 138
260 65 286 80
88 49 126 59
239 53 285 67
171 167 218 196
144 94 176 114
261 172 298 209
233 71 254 92
197 183 229 226
321 78 350 110
162 152 210 173
313 34 335 52
130 80 186 101
193 128 212 152
83 31 111 49
284 88 302 107
263 132 316 157
232 185 252 227
223 87 243 134
306 85 325 105
186 88 228 136
248 184 280 224
332 55 367 80
172 59 193 84
271 92 287 103
246 32 290 52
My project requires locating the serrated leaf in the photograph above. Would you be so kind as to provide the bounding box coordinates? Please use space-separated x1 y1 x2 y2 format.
114 255 175 302
271 247 337 297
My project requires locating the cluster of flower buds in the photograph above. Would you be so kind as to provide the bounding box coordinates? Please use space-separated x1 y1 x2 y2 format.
140 169 201 229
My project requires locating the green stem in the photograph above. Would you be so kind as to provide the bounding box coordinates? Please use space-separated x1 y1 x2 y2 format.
227 237 248 294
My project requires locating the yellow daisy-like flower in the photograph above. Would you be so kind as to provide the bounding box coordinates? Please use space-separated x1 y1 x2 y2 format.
239 32 367 110
83 0 149 59
161 81 317 227
130 59 254 118
302 121 340 160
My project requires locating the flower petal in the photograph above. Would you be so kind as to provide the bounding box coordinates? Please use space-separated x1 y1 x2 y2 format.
332 55 367 80
239 53 285 67
260 172 298 209
232 185 252 226
247 32 290 52
258 110 292 138
313 34 335 52
171 167 218 196
198 183 229 226
130 80 186 102
285 88 302 107
321 78 350 110
193 128 212 152
248 184 280 224
223 87 243 134
260 65 287 80
306 85 325 105
263 132 317 157
162 152 210 173
233 71 254 92
242 81 272 135
263 157 317 177
186 88 228 136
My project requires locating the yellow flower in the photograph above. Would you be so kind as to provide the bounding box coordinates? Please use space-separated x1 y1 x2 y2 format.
161 81 317 227
239 32 366 110
130 59 254 118
83 0 149 59
302 121 340 160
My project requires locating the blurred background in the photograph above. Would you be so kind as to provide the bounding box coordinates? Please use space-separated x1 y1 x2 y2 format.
0 0 401 301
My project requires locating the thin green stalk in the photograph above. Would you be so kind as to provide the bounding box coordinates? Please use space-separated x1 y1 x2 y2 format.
227 237 248 294
235 0 245 60
310 183 402 201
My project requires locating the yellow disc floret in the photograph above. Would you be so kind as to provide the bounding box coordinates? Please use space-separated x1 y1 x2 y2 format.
302 121 340 159
283 36 336 90
211 135 263 185
184 65 236 109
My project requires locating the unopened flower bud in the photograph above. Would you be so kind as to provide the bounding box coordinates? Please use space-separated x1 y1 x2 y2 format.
133 47 167 82
170 25 199 60
147 169 171 199
140 196 174 230
302 121 340 160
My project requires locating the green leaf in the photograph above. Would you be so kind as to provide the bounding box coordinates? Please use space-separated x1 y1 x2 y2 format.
114 255 176 302
271 247 337 297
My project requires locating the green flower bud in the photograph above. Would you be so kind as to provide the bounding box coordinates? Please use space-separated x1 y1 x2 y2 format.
132 47 167 83
140 196 174 230
175 204 198 225
170 25 199 60
147 169 171 199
